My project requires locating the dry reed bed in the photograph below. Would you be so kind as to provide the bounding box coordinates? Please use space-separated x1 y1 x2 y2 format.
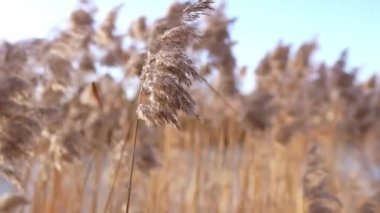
0 0 379 212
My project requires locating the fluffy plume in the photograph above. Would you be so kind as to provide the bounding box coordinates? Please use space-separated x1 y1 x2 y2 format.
303 144 342 213
137 0 214 129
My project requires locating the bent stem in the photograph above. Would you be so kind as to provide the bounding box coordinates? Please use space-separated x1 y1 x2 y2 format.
202 78 239 116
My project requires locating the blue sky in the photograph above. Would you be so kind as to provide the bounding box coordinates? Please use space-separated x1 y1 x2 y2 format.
1 0 379 89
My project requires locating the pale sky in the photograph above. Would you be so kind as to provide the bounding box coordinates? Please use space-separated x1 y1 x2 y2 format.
1 0 379 90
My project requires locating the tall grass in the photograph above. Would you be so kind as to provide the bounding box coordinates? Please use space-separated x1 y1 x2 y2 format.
0 0 379 213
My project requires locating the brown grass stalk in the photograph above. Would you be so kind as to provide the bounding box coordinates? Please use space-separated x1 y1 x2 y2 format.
103 122 133 213
125 118 139 213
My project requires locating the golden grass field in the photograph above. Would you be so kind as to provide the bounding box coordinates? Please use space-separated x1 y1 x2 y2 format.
0 1 379 212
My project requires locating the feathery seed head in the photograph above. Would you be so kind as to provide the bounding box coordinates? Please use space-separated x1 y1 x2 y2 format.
137 0 213 129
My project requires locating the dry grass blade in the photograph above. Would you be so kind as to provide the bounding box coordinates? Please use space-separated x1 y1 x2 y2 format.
91 82 103 110
103 143 126 213
202 78 239 116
